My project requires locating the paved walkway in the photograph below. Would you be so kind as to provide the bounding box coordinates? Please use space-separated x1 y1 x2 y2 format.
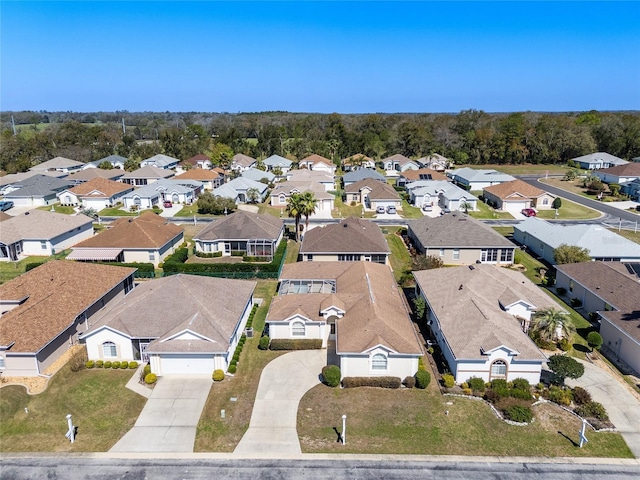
566 359 640 458
110 376 212 453
234 350 325 455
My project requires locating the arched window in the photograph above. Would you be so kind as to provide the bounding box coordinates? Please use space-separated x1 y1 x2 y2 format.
291 321 305 337
102 342 117 358
371 353 387 371
491 359 507 378
279 194 286 204
134 196 141 207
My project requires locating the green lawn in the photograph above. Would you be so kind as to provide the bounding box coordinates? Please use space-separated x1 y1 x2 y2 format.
384 228 412 283
257 202 286 218
98 207 152 216
468 200 514 219
0 255 57 284
465 163 570 175
332 195 375 219
492 226 514 237
37 204 76 215
400 200 423 219
0 365 146 452
284 239 300 263
610 228 640 244
536 199 601 220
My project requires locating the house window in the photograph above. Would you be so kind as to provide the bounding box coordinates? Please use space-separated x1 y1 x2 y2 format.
491 360 507 378
102 342 117 358
439 248 445 257
279 194 286 204
453 249 460 260
370 254 386 264
291 321 305 337
481 249 498 262
0 355 5 369
542 198 549 205
500 249 513 263
338 254 361 261
149 252 156 262
371 353 388 371
306 254 313 261
40 241 47 250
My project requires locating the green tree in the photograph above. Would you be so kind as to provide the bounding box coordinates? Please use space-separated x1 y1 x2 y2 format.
460 201 472 214
530 308 575 342
587 331 603 351
412 254 444 271
246 187 260 204
196 192 236 215
300 191 318 237
286 192 305 241
98 160 113 170
564 169 577 181
552 197 562 209
554 244 591 264
547 354 585 385
124 158 139 172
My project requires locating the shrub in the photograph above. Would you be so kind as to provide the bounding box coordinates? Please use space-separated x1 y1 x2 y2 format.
120 361 129 369
164 247 189 264
403 376 416 389
104 361 112 369
587 331 603 351
321 365 341 387
144 373 158 385
509 388 533 400
484 390 501 403
128 361 138 369
228 364 237 374
491 379 508 390
548 354 585 383
143 364 152 375
467 377 485 392
572 386 592 405
69 348 89 372
575 401 608 420
342 376 401 389
95 360 104 368
547 385 572 405
418 356 427 372
415 370 431 389
85 360 95 369
558 338 572 352
504 405 533 423
259 335 270 350
461 382 469 390
462 388 473 395
212 369 225 382
442 374 455 388
111 361 121 369
232 353 240 363
269 339 323 350
427 347 434 354
511 378 530 391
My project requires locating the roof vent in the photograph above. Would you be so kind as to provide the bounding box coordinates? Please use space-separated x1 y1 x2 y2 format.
128 218 133 222
469 265 475 270
24 211 30 215
459 284 463 290
344 223 348 228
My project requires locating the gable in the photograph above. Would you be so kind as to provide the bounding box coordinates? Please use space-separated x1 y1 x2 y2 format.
162 329 214 343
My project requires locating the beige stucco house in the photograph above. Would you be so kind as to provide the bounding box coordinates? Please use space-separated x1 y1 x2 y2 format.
483 179 556 214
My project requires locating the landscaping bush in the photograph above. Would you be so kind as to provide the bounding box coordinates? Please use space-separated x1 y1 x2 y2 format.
144 373 158 385
575 401 608 420
143 364 151 375
212 369 225 382
511 378 530 391
259 335 270 350
546 385 572 405
111 361 121 369
232 353 240 363
98 261 155 277
415 370 431 389
342 376 402 389
403 376 416 389
194 251 223 258
491 379 508 390
557 338 572 352
269 339 322 350
85 360 95 369
128 361 138 369
484 390 501 403
321 365 341 387
467 377 485 392
572 386 592 405
164 247 189 264
504 405 533 423
418 356 427 371
120 362 129 369
587 331 603 351
95 360 103 368
228 364 237 374
104 361 112 369
68 348 88 372
25 261 46 272
442 374 455 388
462 388 473 395
509 388 533 400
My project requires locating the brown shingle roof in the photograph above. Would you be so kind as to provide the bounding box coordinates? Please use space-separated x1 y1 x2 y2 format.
597 163 640 176
195 210 283 242
400 168 449 182
342 154 374 165
73 211 183 249
66 168 124 182
184 154 211 166
0 261 135 352
300 217 389 254
344 178 400 201
67 177 132 197
483 179 547 200
175 169 220 181
301 154 332 165
232 154 256 167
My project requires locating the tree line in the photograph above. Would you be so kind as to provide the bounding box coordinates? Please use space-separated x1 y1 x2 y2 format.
1 110 639 174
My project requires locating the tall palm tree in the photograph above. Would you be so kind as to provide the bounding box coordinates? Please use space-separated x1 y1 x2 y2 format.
286 192 305 241
300 191 318 238
530 308 574 342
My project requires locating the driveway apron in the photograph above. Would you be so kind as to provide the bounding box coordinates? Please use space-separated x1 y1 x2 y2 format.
234 350 325 455
110 376 212 453
566 359 640 458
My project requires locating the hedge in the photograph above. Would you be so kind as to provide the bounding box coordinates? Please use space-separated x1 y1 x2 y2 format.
26 262 47 272
322 365 341 387
415 370 431 389
575 401 608 420
342 376 402 389
259 336 270 350
194 251 223 258
504 405 533 423
164 247 189 264
269 339 322 350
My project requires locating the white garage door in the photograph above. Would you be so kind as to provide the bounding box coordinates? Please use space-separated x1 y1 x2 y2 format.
159 354 215 375
504 201 529 215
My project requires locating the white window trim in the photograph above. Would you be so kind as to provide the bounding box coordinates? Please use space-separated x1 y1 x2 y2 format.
370 353 388 372
291 321 306 337
102 342 117 358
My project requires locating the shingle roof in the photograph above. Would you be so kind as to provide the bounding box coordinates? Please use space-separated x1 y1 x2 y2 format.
344 178 400 201
408 212 514 248
301 154 332 165
73 211 183 249
184 154 211 166
0 261 136 353
300 217 389 254
121 179 202 199
30 157 83 170
596 163 640 176
175 169 220 181
406 181 477 202
241 167 275 182
399 168 449 182
0 210 93 245
212 177 267 199
66 168 125 182
287 169 334 183
572 152 628 166
232 153 256 167
94 154 128 165
343 168 386 183
263 155 292 168
67 177 132 197
413 265 552 361
1 171 66 187
483 179 548 199
4 175 71 198
142 154 180 168
271 181 333 200
382 153 413 165
342 154 374 166
195 211 284 242
120 165 175 180
451 167 516 183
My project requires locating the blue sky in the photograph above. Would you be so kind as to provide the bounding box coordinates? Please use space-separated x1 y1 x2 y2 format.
1 1 639 113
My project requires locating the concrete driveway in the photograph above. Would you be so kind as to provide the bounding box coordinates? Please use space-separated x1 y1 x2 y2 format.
566 359 640 458
234 349 325 455
110 376 212 453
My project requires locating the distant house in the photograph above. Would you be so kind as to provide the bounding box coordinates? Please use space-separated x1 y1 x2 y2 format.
57 177 134 210
183 154 212 170
408 212 515 265
174 169 222 190
555 262 640 375
194 210 285 259
396 168 449 188
572 152 628 170
406 180 478 211
0 171 66 195
212 177 269 204
241 167 275 184
0 210 94 261
83 155 128 170
594 163 640 185
29 156 84 174
0 261 135 377
270 181 335 216
382 154 420 173
299 217 389 264
341 154 376 171
81 274 256 376
299 154 336 174
66 168 125 185
342 168 386 187
413 265 552 384
513 218 640 263
483 179 556 214
2 175 72 207
140 154 180 170
121 179 202 210
286 169 335 191
268 262 423 379
622 178 640 201
120 165 175 186
263 155 293 174
450 168 516 191
230 153 257 173
68 211 184 267
344 178 401 212
416 153 451 172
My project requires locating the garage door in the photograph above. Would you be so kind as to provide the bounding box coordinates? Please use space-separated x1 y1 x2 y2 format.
159 354 215 375
504 201 529 215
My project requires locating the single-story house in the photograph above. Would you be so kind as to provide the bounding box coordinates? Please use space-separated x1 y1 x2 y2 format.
270 181 335 216
194 210 285 259
555 262 640 375
621 178 640 201
299 217 389 264
140 154 180 170
382 154 420 173
342 168 386 187
29 156 84 174
263 154 293 174
83 155 128 170
174 169 223 190
572 152 628 170
449 168 516 191
286 169 335 191
483 179 556 214
241 167 276 184
121 179 202 210
344 178 401 211
408 212 516 265
396 168 449 188
68 211 184 267
120 165 175 186
0 171 66 195
183 154 212 170
0 261 135 377
57 177 134 210
80 274 256 376
268 262 423 379
212 177 269 204
341 154 376 171
513 218 640 263
416 153 452 172
299 154 336 174
231 153 257 173
1 175 72 207
407 180 478 211
593 163 640 185
413 265 553 384
0 210 94 261
65 168 125 185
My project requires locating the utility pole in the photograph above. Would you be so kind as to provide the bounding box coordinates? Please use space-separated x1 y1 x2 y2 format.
11 115 17 135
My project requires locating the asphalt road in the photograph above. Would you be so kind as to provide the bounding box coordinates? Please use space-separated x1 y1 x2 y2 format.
1 457 639 480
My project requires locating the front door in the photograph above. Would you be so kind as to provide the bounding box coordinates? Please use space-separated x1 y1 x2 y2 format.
140 342 150 362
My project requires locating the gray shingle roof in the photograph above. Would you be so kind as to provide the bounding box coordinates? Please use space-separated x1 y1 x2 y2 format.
344 178 400 200
300 217 389 254
4 175 72 198
450 168 516 183
263 155 292 168
241 167 275 182
121 165 175 180
343 168 386 184
572 152 628 166
195 210 284 242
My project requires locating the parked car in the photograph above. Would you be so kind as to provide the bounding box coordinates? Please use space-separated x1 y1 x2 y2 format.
386 205 397 214
0 200 14 211
440 207 451 215
163 200 173 208
376 206 386 214
521 208 537 217
422 203 432 212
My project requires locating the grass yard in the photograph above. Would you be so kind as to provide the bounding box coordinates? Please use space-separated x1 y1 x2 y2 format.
284 239 300 263
98 206 149 216
332 196 375 219
400 200 423 219
0 255 54 284
465 163 570 175
536 199 601 220
37 204 75 215
297 379 632 457
384 228 411 283
492 226 514 237
257 202 286 218
0 365 146 452
468 200 514 219
609 228 640 245
195 280 287 452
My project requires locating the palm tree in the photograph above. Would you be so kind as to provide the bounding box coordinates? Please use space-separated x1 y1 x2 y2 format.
300 191 318 238
246 187 260 204
460 201 472 214
530 308 575 342
286 192 305 241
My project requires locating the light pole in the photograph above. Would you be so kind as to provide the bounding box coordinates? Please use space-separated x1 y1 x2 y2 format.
341 414 347 445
